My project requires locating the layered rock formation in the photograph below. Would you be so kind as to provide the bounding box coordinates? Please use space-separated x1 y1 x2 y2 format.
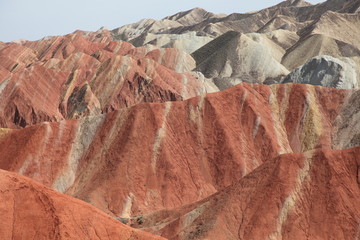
2 0 360 239
192 31 289 88
2 80 360 239
283 55 358 88
2 0 360 130
0 169 164 240
111 0 360 90
282 11 360 71
0 32 216 128
136 147 360 240
0 82 355 219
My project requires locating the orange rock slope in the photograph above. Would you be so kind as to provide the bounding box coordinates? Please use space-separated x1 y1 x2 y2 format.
0 169 164 240
137 147 360 240
1 0 360 239
2 82 360 239
0 83 356 219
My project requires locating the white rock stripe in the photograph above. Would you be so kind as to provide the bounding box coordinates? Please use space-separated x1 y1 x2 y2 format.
0 77 10 96
252 116 261 138
181 74 188 99
269 85 293 155
52 114 105 193
120 193 135 218
151 102 172 171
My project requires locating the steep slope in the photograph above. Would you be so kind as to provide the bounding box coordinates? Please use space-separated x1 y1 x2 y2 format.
164 8 218 26
2 1 359 131
137 147 360 240
145 48 196 73
130 31 213 54
192 31 289 89
279 11 360 88
298 11 360 50
257 15 311 33
281 33 360 70
297 0 360 21
0 169 164 240
2 1 360 239
112 0 360 41
282 55 358 88
112 18 183 42
109 0 360 91
0 32 215 128
282 12 360 70
112 8 222 42
262 29 300 53
0 83 353 220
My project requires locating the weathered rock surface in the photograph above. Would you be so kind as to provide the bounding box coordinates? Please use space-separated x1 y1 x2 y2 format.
130 31 213 54
0 169 164 240
0 82 354 221
1 1 360 239
112 0 360 40
2 1 360 131
0 33 214 128
282 12 360 70
283 55 358 88
137 147 360 240
145 48 196 73
110 0 360 90
192 31 289 89
257 15 311 33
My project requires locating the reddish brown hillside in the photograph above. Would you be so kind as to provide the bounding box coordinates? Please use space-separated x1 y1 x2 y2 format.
137 146 360 240
0 169 165 240
2 1 360 239
0 83 354 220
0 32 212 128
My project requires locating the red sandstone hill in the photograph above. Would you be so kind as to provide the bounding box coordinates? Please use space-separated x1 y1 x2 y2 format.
0 169 164 240
135 147 360 240
1 0 360 239
0 32 215 129
1 82 358 221
2 80 360 239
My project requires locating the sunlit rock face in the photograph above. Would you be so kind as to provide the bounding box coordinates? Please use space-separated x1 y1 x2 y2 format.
2 0 360 239
0 32 216 129
0 169 165 240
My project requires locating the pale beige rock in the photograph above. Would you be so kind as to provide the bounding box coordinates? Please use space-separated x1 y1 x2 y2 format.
192 31 289 89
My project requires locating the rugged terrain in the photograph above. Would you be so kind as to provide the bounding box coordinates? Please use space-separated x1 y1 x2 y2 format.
1 0 360 239
0 169 164 240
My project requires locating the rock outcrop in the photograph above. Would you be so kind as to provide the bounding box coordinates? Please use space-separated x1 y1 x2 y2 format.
136 147 360 240
2 0 360 130
110 0 360 90
2 0 360 239
283 55 358 88
0 169 164 240
192 31 289 89
0 82 354 220
282 11 360 70
0 33 215 128
130 31 213 54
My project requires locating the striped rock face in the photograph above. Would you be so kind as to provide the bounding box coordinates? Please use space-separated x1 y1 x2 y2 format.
137 147 360 240
0 32 213 129
2 1 360 239
0 83 357 220
0 169 165 240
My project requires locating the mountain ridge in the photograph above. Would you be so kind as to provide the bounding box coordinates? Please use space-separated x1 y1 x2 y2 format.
2 0 360 239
